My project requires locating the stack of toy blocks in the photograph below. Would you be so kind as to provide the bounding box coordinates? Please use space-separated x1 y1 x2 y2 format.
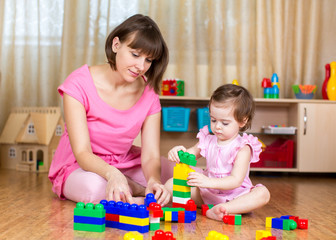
223 214 242 225
100 200 149 233
73 202 106 232
206 230 229 240
152 230 176 240
255 230 276 240
172 151 196 208
266 215 308 230
145 193 164 231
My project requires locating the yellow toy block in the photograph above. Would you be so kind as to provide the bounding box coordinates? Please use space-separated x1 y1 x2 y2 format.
119 215 149 226
164 211 172 222
124 231 143 240
266 217 275 228
206 230 229 240
256 230 272 240
173 163 195 180
173 184 191 192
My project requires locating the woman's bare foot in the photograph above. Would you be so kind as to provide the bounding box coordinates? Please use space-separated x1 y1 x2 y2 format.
206 204 227 221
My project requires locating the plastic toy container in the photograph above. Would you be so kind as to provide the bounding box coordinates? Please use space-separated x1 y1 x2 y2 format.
197 107 212 132
162 107 190 132
251 138 294 168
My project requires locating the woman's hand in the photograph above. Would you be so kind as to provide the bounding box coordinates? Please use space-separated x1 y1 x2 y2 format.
187 172 213 188
146 177 171 206
167 145 187 163
105 169 134 204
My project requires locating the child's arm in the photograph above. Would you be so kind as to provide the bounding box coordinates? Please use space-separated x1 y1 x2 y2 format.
187 145 251 190
168 143 202 163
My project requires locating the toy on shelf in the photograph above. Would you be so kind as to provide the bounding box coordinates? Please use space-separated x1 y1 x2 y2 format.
262 125 297 135
232 79 239 85
327 61 336 100
292 84 316 99
73 202 106 232
206 230 229 240
223 214 242 225
256 230 275 240
162 107 190 132
152 230 176 240
261 73 280 98
124 231 143 240
0 107 64 172
161 79 184 96
322 63 330 99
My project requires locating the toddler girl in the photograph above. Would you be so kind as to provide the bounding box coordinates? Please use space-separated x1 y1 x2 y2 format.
166 84 270 221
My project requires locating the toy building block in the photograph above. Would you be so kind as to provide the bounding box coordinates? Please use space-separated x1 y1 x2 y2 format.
148 202 163 218
173 190 191 198
265 217 275 228
149 216 160 231
100 200 149 233
178 150 197 166
206 230 229 240
173 162 195 180
73 202 106 232
223 214 242 225
260 237 276 240
173 178 189 187
271 218 297 230
297 219 308 229
145 193 157 207
201 204 214 216
256 230 273 240
124 231 144 240
152 230 176 240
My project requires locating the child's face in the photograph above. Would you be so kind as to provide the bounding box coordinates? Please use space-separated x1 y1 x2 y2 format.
209 102 245 145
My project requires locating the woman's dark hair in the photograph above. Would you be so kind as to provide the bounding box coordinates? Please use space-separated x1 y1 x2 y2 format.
105 14 169 94
209 84 255 132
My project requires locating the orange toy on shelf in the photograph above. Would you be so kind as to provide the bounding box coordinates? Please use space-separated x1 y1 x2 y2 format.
327 61 336 100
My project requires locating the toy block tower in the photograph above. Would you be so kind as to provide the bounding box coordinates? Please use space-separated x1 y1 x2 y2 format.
172 151 196 208
73 202 106 232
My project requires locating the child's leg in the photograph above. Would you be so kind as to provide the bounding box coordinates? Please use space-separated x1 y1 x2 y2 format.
206 186 270 221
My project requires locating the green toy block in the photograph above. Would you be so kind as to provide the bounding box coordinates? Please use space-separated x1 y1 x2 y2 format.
160 207 185 221
173 190 191 198
283 219 297 230
74 202 105 218
73 222 105 232
173 178 189 187
235 215 242 225
150 223 160 231
178 150 197 167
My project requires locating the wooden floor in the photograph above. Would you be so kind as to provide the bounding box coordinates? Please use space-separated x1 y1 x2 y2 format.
0 169 336 240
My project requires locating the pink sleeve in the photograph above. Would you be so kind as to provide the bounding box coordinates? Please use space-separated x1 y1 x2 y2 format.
147 91 161 116
228 133 262 164
58 67 89 111
196 126 211 158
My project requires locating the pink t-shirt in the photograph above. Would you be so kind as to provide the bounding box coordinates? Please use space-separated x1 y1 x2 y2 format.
197 126 263 205
48 64 161 198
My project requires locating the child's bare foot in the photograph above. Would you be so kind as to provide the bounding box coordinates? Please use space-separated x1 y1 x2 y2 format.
206 204 227 221
133 196 145 205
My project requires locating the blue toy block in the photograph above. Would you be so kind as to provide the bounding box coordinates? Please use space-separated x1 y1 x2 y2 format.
118 222 149 233
74 215 105 225
144 193 156 207
280 215 291 219
272 218 283 229
171 211 178 221
101 200 149 218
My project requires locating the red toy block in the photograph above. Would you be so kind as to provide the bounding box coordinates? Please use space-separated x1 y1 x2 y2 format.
148 202 163 218
202 204 209 216
105 213 119 222
289 215 299 223
260 237 276 240
223 215 235 225
152 230 176 240
298 219 308 229
185 199 197 211
178 211 185 223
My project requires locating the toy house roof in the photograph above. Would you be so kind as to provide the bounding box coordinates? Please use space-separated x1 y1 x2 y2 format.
0 107 63 145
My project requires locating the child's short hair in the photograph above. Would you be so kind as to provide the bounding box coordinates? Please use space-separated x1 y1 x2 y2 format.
209 84 255 132
105 14 169 94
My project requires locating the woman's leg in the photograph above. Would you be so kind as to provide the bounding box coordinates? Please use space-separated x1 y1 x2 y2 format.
206 186 271 221
63 168 107 204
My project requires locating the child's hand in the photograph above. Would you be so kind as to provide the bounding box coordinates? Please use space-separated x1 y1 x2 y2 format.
187 172 212 188
167 145 187 163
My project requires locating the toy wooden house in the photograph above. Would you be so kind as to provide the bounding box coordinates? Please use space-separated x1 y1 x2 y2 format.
0 107 64 173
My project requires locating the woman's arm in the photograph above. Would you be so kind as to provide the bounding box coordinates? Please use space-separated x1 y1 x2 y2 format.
140 111 170 206
187 145 251 190
63 93 134 203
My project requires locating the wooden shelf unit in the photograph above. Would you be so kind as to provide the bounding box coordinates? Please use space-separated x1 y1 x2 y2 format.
160 97 336 173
